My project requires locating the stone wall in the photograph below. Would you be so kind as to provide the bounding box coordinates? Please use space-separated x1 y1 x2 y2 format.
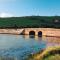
0 29 24 35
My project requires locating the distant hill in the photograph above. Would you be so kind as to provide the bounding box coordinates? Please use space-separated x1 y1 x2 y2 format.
0 16 60 28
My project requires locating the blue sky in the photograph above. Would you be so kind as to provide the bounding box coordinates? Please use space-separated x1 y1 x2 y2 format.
0 0 60 17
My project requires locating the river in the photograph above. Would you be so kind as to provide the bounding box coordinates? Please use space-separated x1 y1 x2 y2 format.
0 34 60 60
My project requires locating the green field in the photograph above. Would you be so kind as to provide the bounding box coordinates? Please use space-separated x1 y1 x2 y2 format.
0 16 60 28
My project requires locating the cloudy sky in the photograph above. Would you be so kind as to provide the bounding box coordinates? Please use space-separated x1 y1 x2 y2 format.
0 0 60 17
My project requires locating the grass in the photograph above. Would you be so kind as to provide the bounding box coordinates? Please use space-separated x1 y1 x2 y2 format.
44 54 60 60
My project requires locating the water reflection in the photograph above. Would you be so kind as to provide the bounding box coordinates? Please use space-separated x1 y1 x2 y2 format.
23 35 60 47
23 35 46 41
29 35 35 38
45 37 60 47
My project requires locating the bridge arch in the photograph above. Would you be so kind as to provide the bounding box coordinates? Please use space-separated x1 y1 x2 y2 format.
38 31 42 37
29 31 35 35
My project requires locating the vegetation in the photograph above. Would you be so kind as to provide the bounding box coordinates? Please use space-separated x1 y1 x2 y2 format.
25 46 60 60
43 54 60 60
42 46 60 60
0 16 60 28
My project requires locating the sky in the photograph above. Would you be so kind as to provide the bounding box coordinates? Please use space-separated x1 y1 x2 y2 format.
0 0 60 17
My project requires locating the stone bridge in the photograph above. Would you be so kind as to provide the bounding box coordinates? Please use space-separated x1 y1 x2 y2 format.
23 28 60 37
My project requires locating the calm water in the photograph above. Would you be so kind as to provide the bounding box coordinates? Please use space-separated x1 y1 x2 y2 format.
0 34 60 60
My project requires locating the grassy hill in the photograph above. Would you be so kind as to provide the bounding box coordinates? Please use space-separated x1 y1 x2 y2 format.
0 16 60 28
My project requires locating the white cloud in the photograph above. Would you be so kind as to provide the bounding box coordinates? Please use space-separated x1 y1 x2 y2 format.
0 12 14 18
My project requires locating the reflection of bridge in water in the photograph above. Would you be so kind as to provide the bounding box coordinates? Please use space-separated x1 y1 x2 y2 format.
23 35 60 47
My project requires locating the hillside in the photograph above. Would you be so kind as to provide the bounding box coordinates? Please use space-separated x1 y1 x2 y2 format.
0 16 60 28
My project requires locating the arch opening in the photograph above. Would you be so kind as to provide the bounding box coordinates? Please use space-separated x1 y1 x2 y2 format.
38 31 42 37
29 31 35 36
